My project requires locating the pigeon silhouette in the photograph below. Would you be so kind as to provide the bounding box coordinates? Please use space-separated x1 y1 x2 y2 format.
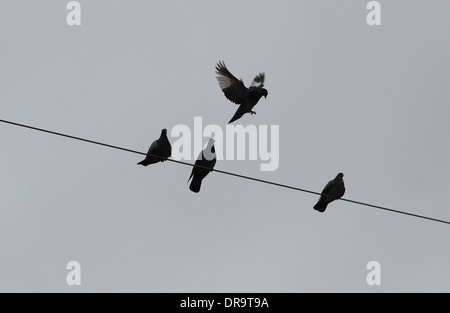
138 129 172 166
314 173 345 213
215 61 268 124
188 139 216 193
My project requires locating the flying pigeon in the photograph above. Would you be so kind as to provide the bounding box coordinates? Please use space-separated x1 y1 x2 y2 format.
314 173 345 213
188 139 217 193
215 61 268 124
138 128 172 166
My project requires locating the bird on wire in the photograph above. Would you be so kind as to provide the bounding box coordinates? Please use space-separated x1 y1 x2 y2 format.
137 128 172 166
314 173 346 213
188 138 217 193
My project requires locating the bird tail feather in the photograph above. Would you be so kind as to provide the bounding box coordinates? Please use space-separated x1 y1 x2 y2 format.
314 201 327 213
189 177 202 193
228 109 244 124
138 160 148 166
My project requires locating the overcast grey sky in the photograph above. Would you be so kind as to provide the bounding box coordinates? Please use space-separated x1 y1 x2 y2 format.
0 1 449 292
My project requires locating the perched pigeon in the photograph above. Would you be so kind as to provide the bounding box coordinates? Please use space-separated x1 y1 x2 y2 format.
314 173 345 213
215 61 268 124
138 128 172 166
188 139 216 193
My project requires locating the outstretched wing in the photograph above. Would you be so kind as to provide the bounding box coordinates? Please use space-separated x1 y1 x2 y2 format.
250 72 265 88
215 61 248 104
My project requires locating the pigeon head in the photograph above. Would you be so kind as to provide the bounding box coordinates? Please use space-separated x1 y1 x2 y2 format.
337 173 344 179
160 128 169 139
207 138 216 149
262 88 268 99
204 139 216 160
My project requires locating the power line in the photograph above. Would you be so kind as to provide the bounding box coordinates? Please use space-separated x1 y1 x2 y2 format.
1 118 449 226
